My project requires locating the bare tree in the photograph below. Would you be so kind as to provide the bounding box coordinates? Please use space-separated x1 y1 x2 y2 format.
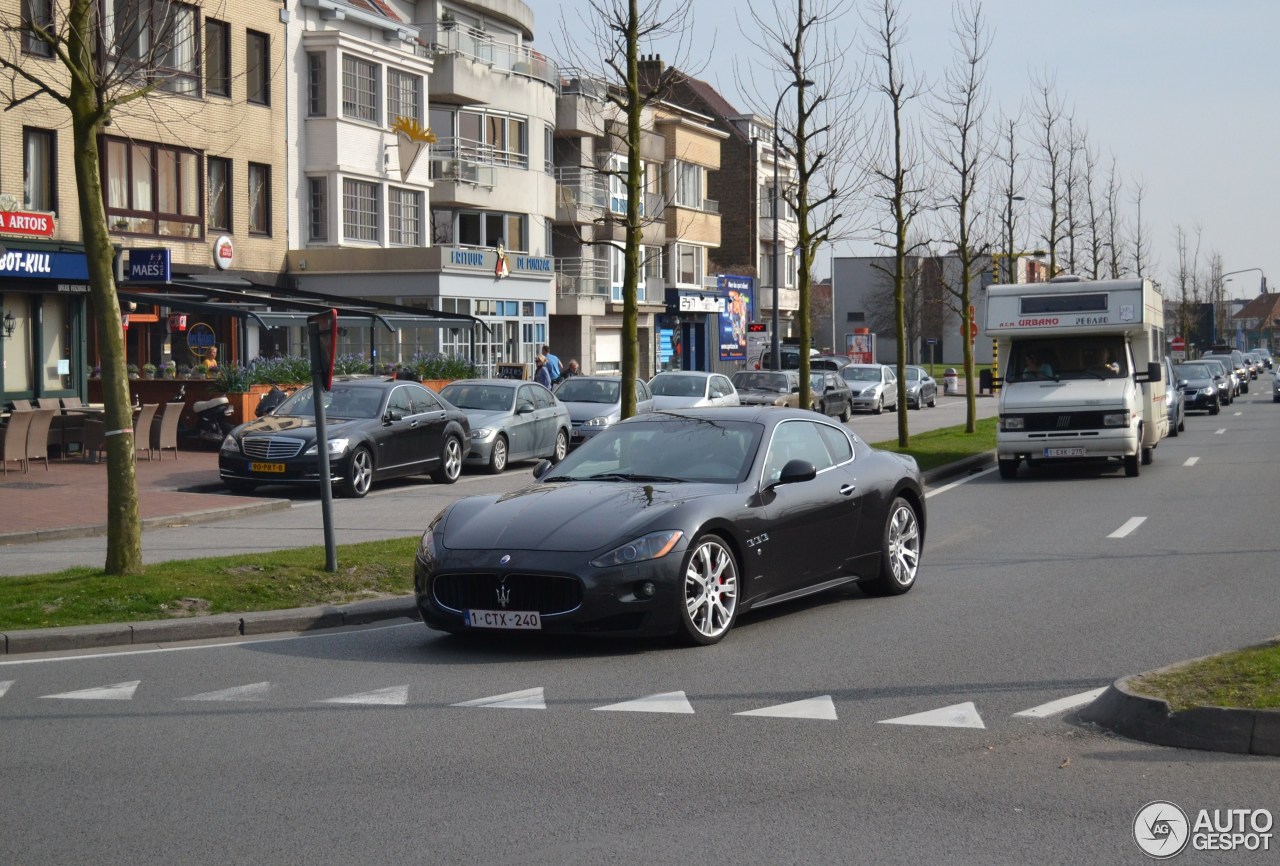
1059 119 1086 275
1030 73 1068 276
568 0 694 416
992 112 1028 284
0 0 210 574
1131 178 1152 279
864 0 929 446
1103 156 1126 278
744 0 867 410
1171 225 1199 343
928 0 989 433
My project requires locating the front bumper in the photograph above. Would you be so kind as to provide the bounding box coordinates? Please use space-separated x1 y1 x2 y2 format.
414 546 685 638
219 451 354 486
1183 390 1217 410
849 393 882 411
997 426 1138 460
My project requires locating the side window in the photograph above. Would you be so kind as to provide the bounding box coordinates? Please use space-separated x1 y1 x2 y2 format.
411 385 442 413
517 385 538 408
387 386 414 417
763 420 835 484
816 423 854 465
717 376 733 396
532 386 555 409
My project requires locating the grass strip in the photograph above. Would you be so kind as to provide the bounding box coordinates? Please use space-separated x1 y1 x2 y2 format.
1126 642 1280 712
871 415 997 472
0 536 418 631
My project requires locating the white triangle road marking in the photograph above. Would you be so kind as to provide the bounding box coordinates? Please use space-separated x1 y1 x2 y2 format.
1183 457 1199 467
736 695 838 720
593 690 695 714
321 685 410 706
452 687 546 709
1108 517 1147 539
180 681 272 702
40 681 141 701
878 701 985 729
1013 687 1107 718
0 680 13 698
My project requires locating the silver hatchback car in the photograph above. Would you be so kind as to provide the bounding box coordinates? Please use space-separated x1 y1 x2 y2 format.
841 364 899 414
554 376 654 449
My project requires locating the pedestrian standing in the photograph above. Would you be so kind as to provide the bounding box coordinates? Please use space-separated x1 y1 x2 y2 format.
534 355 553 389
542 344 562 383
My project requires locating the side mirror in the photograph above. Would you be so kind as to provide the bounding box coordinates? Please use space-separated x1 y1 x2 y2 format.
1177 379 1188 388
770 458 817 488
532 459 553 479
384 409 403 423
517 401 535 414
1149 361 1162 382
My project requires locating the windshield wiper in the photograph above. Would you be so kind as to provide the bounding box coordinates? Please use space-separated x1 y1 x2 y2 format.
581 472 685 483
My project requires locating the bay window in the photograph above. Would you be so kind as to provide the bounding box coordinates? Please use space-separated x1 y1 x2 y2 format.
387 69 422 126
342 55 379 123
343 178 379 242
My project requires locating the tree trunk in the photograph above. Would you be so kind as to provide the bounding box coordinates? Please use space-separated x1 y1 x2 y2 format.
620 0 642 419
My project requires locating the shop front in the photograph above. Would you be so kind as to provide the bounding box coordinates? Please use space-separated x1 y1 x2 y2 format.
0 242 91 406
660 275 754 375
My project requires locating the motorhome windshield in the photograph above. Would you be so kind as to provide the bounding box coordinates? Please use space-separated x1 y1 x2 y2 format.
1008 337 1129 382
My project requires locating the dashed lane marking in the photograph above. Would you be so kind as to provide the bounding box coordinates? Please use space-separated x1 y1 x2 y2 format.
1215 428 1226 435
452 687 546 709
40 680 140 701
926 465 998 498
1108 517 1147 538
1183 457 1200 466
0 680 12 698
735 695 838 720
321 685 410 706
1013 687 1107 718
180 682 272 702
878 701 985 729
593 690 695 714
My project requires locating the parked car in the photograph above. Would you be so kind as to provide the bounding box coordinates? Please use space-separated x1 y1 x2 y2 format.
903 365 938 409
413 407 926 645
755 346 814 370
1202 350 1248 393
1243 351 1262 379
648 371 740 409
1251 346 1273 369
1162 356 1185 436
810 354 854 371
554 376 653 449
1173 361 1222 415
809 371 853 421
439 379 571 474
1198 356 1238 400
219 376 470 498
841 363 899 414
731 370 801 408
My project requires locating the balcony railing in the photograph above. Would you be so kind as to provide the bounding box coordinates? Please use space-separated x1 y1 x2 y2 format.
423 24 558 88
558 69 608 100
673 196 719 214
554 167 609 212
555 257 610 297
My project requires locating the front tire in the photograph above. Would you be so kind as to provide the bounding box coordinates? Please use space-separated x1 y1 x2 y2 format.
861 497 921 596
1210 399 1221 415
1124 453 1140 477
927 392 936 408
431 435 463 484
342 446 373 498
1141 445 1153 465
677 535 739 646
839 403 851 422
998 458 1019 479
486 435 508 474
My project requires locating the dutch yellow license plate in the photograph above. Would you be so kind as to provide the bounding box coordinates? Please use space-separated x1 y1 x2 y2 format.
250 462 286 473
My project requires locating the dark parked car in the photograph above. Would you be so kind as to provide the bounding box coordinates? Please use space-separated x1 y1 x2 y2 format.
903 365 938 409
439 379 571 474
731 370 801 408
810 370 853 421
1197 358 1236 403
1174 362 1221 415
1202 351 1248 393
219 376 470 497
414 408 926 645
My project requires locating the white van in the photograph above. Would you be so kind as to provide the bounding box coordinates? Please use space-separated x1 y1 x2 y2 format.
986 275 1168 478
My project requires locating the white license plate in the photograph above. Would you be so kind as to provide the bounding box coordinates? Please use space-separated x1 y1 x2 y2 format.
464 609 542 630
1043 447 1086 458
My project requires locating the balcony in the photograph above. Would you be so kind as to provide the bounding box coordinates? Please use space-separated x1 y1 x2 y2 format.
554 167 608 224
757 286 800 313
422 25 558 103
555 257 609 316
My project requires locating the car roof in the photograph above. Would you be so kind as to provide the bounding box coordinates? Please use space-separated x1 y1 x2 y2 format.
631 406 842 425
443 378 524 387
651 370 716 379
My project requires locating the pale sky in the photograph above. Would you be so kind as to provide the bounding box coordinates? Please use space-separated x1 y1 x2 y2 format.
525 0 1279 299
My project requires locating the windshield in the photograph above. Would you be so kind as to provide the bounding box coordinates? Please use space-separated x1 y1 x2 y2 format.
555 378 620 404
544 417 764 484
1008 337 1129 382
1175 364 1212 380
905 367 926 382
732 372 791 392
650 375 708 398
439 383 515 412
842 367 881 382
276 385 383 419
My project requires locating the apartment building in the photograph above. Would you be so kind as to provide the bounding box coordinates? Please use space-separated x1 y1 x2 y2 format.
285 0 558 375
0 0 287 404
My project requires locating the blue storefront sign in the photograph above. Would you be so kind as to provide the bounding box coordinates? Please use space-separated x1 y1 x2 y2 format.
127 248 171 282
0 249 89 281
717 275 754 362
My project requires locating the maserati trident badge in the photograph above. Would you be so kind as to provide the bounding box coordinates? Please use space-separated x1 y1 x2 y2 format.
496 578 511 609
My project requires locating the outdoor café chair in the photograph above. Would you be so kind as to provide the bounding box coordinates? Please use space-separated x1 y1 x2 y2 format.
25 408 57 472
153 401 184 460
134 404 160 461
2 409 33 474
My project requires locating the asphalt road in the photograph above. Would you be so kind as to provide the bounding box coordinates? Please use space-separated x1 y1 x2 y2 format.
2 385 1277 863
0 393 998 576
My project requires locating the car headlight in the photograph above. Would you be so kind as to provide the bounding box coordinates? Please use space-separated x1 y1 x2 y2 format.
471 427 495 440
860 387 878 397
773 396 789 407
583 416 612 427
1103 411 1131 427
305 437 350 455
590 530 684 568
1200 386 1216 396
220 434 239 454
1000 416 1024 431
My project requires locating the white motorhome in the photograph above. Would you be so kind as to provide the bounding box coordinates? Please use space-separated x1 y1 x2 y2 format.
986 275 1168 478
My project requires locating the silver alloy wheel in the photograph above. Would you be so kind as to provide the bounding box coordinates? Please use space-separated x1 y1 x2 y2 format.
683 537 738 640
488 435 508 474
884 501 920 587
439 436 462 482
346 447 373 497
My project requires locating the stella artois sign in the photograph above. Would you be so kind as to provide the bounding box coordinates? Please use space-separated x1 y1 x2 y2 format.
0 210 56 238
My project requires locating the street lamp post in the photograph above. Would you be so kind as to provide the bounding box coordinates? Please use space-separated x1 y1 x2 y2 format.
770 78 813 370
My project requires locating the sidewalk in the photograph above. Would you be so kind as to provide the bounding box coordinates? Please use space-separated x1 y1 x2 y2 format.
0 447 288 545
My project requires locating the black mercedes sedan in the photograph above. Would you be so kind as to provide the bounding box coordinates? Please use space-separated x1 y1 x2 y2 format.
219 376 470 497
414 407 925 645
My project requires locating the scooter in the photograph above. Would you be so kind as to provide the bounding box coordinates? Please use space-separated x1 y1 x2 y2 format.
255 384 289 417
192 392 236 445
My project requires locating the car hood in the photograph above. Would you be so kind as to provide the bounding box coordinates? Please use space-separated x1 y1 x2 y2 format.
234 414 367 439
1000 378 1130 412
441 482 722 552
560 401 619 422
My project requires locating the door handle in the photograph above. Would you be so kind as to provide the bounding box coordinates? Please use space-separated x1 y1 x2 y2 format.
409 420 420 428
839 483 857 496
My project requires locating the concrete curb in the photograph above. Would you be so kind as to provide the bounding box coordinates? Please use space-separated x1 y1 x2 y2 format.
0 497 292 545
1078 644 1280 756
922 451 996 485
0 597 421 656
